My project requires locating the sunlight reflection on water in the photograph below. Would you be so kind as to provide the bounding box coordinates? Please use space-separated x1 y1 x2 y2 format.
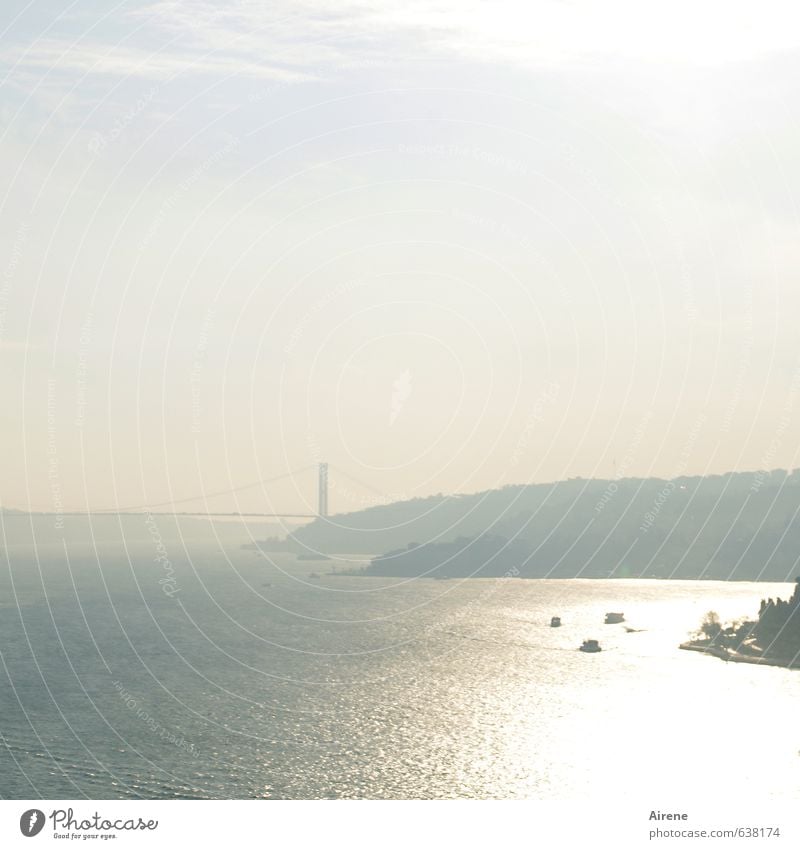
1 547 797 799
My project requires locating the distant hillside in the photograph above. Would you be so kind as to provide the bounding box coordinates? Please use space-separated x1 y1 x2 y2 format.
290 469 800 580
368 535 531 579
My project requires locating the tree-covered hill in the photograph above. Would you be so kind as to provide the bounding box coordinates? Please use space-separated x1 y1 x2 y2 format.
289 469 800 580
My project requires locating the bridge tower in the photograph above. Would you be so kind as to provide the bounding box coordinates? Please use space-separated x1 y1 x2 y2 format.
318 462 329 518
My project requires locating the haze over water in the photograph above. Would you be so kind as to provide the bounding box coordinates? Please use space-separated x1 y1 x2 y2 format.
1 542 796 800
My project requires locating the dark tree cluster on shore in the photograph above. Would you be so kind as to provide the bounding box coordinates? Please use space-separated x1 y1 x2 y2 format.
690 579 800 663
755 578 800 653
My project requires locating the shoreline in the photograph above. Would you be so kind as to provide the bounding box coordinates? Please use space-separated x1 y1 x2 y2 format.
679 640 800 670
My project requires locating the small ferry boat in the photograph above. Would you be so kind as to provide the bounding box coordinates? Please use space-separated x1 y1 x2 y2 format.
604 612 625 624
550 616 562 627
579 639 602 653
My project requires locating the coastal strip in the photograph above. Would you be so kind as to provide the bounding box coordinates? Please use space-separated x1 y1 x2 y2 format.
679 641 800 670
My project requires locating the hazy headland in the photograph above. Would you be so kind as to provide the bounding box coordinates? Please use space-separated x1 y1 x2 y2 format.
279 469 800 581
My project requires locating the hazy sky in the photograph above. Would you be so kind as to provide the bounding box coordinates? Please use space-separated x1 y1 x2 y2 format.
2 1 800 514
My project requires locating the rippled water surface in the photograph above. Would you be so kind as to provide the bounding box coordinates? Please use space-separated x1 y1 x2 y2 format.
1 542 798 799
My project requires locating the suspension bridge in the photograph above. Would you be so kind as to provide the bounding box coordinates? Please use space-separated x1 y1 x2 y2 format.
58 462 379 521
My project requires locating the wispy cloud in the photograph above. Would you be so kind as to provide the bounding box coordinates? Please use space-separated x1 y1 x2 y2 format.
390 369 412 426
132 0 800 72
5 0 800 90
0 38 314 82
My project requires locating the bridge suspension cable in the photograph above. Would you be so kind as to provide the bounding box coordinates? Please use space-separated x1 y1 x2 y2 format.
327 463 390 497
90 464 318 514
